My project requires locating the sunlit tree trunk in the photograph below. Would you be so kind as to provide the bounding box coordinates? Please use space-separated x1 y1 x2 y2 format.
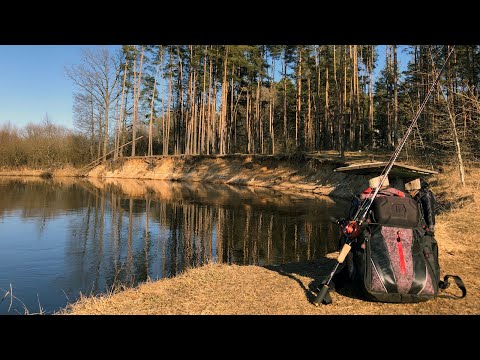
148 62 160 157
393 44 399 147
283 48 288 152
256 58 262 154
307 65 312 150
115 60 128 160
296 47 302 149
369 45 374 148
325 46 330 149
165 52 173 155
269 53 275 154
220 46 229 155
131 46 144 157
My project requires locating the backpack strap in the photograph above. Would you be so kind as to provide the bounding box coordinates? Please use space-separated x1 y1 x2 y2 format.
438 275 467 299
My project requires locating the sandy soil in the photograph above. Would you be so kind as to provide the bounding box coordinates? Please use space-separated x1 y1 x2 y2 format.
84 153 382 200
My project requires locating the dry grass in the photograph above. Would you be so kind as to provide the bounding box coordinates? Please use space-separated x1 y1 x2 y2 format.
61 164 480 315
0 165 80 177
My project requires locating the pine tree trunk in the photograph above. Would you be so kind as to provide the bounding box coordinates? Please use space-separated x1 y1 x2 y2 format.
200 47 207 154
334 46 340 152
369 45 374 149
325 46 330 149
296 47 302 149
212 52 218 154
132 46 145 157
191 64 198 155
247 89 251 153
341 46 346 157
220 46 229 155
333 45 337 82
165 54 173 155
315 46 321 150
386 45 393 149
256 61 261 154
283 49 288 151
158 48 164 155
393 45 399 147
185 48 192 155
270 53 275 154
230 65 235 154
352 45 360 149
307 66 312 150
206 52 213 155
148 62 160 157
176 46 183 155
132 57 137 157
115 60 128 161
355 45 361 149
349 45 354 150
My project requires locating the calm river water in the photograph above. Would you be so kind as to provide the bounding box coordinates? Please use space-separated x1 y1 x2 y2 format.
0 177 349 314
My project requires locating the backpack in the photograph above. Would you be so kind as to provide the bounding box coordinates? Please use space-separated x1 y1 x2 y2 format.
341 187 466 303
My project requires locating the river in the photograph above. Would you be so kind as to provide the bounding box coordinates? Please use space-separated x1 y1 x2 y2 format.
0 177 349 314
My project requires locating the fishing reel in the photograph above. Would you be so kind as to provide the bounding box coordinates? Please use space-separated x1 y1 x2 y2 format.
339 219 362 239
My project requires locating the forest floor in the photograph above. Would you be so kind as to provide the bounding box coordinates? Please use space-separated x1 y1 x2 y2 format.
58 157 480 315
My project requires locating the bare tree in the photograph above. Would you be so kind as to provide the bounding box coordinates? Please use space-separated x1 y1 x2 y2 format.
66 47 122 162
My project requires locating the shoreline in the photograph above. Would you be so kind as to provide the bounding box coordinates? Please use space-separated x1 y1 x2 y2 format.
0 153 381 201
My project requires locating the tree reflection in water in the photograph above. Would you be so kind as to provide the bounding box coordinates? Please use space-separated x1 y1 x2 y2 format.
0 177 349 313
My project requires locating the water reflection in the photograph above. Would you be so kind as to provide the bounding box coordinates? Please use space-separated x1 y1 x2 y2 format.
0 177 349 314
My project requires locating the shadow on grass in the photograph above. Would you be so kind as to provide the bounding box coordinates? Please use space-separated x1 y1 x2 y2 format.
263 258 364 305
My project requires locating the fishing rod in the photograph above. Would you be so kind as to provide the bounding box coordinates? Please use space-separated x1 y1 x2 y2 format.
313 45 455 306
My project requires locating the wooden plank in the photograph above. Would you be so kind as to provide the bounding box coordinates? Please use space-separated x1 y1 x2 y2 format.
334 161 438 177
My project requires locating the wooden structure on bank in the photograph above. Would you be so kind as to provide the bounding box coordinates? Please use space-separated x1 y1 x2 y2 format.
334 161 438 179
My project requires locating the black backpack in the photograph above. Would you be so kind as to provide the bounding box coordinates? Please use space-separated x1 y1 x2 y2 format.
341 190 466 303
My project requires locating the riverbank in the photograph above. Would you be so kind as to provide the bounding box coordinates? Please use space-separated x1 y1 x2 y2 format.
0 152 431 200
60 165 480 315
85 152 400 200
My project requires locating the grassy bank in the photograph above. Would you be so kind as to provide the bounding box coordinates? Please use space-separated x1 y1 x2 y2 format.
60 165 480 315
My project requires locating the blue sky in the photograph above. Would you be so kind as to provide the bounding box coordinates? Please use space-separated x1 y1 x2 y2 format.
0 45 410 131
0 45 120 130
376 45 410 79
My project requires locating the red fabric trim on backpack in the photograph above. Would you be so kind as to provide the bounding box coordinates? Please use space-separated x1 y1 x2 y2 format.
387 188 406 197
397 231 406 275
360 187 405 199
362 187 372 195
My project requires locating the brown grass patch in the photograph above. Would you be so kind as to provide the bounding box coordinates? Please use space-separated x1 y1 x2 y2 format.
0 165 80 178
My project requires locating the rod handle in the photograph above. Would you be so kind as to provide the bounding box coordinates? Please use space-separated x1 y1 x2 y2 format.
337 243 352 263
